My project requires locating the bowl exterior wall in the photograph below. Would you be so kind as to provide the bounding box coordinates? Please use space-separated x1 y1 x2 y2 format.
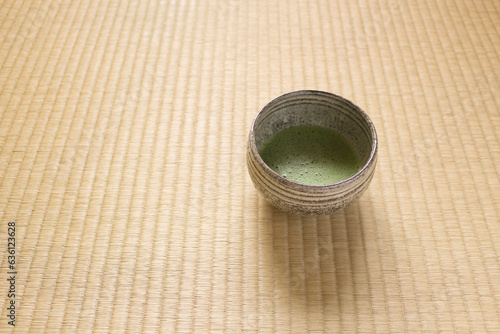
247 90 378 216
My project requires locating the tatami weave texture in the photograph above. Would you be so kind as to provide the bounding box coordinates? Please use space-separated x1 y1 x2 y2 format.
1 0 500 332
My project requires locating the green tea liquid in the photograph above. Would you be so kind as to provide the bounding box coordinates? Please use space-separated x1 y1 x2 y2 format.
259 125 362 185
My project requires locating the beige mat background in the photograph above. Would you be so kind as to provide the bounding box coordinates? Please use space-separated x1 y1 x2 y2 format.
1 0 499 332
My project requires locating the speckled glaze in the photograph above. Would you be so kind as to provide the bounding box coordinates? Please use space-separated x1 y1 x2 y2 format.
247 90 378 215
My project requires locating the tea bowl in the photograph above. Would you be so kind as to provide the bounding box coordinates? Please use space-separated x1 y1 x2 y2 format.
246 90 378 215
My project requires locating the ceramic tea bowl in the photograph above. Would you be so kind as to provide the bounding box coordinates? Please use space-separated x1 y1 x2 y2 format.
246 90 378 215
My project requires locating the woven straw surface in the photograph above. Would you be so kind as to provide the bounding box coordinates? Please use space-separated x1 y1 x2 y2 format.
1 0 500 332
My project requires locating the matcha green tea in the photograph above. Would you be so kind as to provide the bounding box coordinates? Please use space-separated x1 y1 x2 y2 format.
259 125 362 185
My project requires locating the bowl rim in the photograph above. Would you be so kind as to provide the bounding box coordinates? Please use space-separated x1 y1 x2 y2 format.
249 89 378 190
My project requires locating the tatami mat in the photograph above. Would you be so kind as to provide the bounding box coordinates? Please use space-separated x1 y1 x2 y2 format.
1 0 499 332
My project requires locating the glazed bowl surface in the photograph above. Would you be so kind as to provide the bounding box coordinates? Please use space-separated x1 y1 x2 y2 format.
247 90 378 215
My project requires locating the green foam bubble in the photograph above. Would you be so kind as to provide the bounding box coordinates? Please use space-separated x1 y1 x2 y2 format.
259 125 361 185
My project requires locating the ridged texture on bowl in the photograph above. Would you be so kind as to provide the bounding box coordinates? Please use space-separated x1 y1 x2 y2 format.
247 90 377 215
